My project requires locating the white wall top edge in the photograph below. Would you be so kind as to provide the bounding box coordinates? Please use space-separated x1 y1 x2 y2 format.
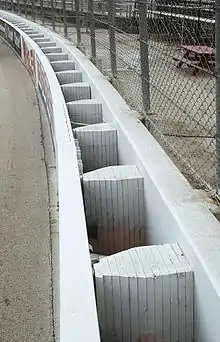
0 11 100 342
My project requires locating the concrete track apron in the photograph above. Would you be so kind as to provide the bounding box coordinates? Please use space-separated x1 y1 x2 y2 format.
0 38 53 341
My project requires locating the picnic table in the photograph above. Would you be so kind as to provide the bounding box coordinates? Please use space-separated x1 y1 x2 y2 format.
174 45 215 74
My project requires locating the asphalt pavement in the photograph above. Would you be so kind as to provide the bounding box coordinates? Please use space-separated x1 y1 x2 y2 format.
0 38 53 342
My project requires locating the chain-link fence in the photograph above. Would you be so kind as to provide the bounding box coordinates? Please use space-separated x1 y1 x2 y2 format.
2 0 220 196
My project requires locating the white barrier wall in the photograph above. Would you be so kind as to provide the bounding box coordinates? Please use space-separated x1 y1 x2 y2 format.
52 32 220 342
1 11 220 342
0 12 100 342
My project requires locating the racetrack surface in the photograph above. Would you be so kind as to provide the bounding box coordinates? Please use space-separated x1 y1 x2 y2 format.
0 38 53 342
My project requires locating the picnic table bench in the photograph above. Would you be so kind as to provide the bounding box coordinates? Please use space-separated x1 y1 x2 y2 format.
173 45 215 74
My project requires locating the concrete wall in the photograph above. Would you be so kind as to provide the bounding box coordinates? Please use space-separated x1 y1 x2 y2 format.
0 11 100 342
1 11 220 342
30 21 220 342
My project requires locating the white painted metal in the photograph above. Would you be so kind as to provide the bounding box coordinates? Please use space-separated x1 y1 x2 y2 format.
83 165 145 254
45 52 69 61
94 244 194 342
38 41 57 48
33 37 50 43
67 99 103 125
42 46 62 54
50 60 75 72
28 33 44 39
61 82 91 102
23 29 38 34
55 70 83 84
74 122 118 172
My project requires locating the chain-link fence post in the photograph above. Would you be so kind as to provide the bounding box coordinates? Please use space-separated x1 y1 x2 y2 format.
62 0 67 37
17 0 21 15
31 0 35 21
88 0 96 64
75 0 82 47
51 0 55 31
40 0 45 24
216 0 220 194
107 0 117 78
138 0 151 113
10 0 14 12
24 0 27 18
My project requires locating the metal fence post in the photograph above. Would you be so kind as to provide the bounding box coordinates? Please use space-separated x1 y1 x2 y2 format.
11 0 14 12
17 0 21 14
88 0 96 64
75 0 82 47
24 0 27 18
31 0 36 21
62 0 67 37
51 0 55 31
216 0 220 194
40 0 45 24
107 0 117 78
138 0 151 113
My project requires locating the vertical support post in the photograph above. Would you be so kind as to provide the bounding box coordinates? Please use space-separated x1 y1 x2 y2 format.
75 0 82 47
129 4 132 18
24 0 27 18
31 0 36 21
11 0 13 12
62 0 67 37
181 0 187 45
17 0 21 14
107 0 117 78
138 0 151 113
40 0 45 24
102 2 105 15
216 0 220 194
88 0 96 64
196 0 201 44
51 0 55 31
80 0 84 12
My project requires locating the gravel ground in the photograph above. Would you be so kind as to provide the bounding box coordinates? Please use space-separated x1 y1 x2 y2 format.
0 39 53 341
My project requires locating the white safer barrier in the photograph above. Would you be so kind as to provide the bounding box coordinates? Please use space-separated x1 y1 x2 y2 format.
0 11 100 342
1 10 220 342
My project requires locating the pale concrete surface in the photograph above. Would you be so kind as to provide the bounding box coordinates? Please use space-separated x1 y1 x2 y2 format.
0 38 53 341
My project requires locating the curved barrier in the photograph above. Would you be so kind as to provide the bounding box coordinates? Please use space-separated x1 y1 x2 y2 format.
0 11 100 342
1 10 220 342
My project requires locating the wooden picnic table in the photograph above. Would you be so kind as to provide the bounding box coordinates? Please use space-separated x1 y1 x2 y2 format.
175 45 215 74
